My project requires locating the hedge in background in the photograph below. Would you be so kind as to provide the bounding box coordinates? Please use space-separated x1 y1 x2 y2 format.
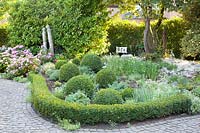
49 0 110 58
159 18 189 58
8 0 109 57
0 24 8 46
108 18 189 57
107 20 144 55
8 0 57 49
30 74 191 124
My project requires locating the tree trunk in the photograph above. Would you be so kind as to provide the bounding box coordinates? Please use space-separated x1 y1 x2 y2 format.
162 28 167 53
144 17 154 53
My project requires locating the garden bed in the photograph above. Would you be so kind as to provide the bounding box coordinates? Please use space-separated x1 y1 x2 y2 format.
30 74 191 124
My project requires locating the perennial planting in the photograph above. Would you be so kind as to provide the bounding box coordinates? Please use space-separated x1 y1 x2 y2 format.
0 0 200 131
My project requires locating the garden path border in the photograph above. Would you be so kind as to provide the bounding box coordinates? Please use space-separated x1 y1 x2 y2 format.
0 79 200 133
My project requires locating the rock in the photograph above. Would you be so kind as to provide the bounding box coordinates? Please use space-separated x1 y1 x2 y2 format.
121 54 133 58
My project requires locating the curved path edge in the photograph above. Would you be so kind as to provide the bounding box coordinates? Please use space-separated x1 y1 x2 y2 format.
0 79 200 133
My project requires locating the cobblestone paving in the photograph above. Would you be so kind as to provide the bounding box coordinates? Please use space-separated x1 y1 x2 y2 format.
1 79 200 133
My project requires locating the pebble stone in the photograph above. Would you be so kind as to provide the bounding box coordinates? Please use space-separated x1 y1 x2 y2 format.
1 78 200 133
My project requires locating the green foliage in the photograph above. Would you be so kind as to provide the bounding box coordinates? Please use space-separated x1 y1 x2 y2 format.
13 76 28 83
79 66 94 75
105 56 159 80
8 0 53 48
192 87 200 98
63 75 94 98
108 18 189 57
142 52 161 61
108 81 129 91
132 87 154 102
59 63 80 82
45 69 56 77
0 25 8 46
65 90 90 105
0 73 11 79
49 70 60 81
158 18 189 58
181 0 200 60
54 84 65 100
183 0 200 24
55 60 68 69
193 75 200 86
132 80 180 103
190 96 200 114
72 58 80 66
58 118 80 131
54 81 62 87
180 23 200 59
168 76 194 91
8 0 109 57
157 61 177 70
80 54 103 73
107 20 144 55
121 88 134 100
49 0 110 58
30 74 191 124
184 90 200 114
0 0 15 18
26 93 33 103
41 62 55 74
96 69 117 88
94 88 123 105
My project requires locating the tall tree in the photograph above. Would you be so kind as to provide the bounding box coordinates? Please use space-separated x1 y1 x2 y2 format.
108 0 192 53
0 0 16 20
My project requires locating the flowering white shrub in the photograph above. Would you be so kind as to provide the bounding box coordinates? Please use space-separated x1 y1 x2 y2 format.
0 47 10 72
0 45 40 77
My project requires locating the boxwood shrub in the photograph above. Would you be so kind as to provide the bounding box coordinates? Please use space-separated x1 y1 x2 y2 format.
59 63 80 82
96 68 116 88
121 88 135 100
55 60 68 69
72 58 80 66
30 74 191 124
80 54 103 73
94 88 123 105
63 75 94 98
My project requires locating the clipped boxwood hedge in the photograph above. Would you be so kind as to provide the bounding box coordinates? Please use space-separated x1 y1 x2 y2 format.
108 18 189 57
30 74 191 124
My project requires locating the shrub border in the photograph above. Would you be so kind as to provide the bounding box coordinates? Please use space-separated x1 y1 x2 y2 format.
30 74 191 124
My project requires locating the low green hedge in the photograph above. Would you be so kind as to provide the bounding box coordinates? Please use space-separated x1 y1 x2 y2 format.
30 74 191 124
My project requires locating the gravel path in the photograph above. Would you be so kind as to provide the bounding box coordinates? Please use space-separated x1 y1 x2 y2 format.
0 79 200 133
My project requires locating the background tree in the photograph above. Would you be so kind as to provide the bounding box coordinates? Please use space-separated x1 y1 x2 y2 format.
108 0 192 54
8 0 110 57
180 0 200 60
0 0 16 19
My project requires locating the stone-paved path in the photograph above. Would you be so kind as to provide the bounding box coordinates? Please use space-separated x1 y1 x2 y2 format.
1 79 200 133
